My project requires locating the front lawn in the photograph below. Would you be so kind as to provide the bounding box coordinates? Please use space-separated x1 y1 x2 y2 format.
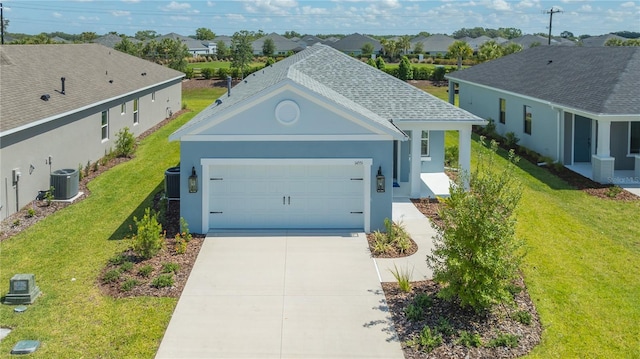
0 87 225 358
440 131 640 358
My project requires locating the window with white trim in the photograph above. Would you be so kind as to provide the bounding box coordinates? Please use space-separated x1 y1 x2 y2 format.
133 98 139 125
101 110 109 141
121 103 126 115
630 122 640 154
524 105 532 135
421 131 430 157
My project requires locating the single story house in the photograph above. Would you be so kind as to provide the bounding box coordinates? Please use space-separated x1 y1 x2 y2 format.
0 44 184 219
329 33 382 56
155 33 213 56
420 34 456 56
581 34 627 47
169 44 484 233
251 33 304 56
446 46 640 184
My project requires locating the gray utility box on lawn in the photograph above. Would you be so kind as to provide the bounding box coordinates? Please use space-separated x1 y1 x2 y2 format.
4 274 41 305
165 166 181 199
50 168 79 200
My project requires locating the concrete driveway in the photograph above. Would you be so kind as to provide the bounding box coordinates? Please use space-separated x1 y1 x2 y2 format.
155 231 403 359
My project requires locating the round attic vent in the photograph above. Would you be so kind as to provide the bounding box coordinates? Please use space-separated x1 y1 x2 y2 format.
275 100 300 125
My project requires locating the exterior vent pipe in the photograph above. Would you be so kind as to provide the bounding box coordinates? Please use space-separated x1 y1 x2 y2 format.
227 76 231 97
60 77 66 95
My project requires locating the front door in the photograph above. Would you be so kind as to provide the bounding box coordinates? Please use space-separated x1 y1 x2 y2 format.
574 116 592 162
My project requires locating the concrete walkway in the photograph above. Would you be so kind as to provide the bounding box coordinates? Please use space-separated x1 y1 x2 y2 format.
155 231 404 359
373 197 436 283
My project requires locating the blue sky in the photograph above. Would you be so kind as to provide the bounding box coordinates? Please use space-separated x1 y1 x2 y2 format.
2 0 639 37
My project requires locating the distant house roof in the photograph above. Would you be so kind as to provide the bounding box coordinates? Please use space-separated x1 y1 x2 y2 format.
581 34 627 47
329 33 382 54
156 33 208 52
421 34 456 53
212 35 233 47
464 35 492 51
0 44 185 136
171 44 482 140
300 35 324 47
509 34 550 48
93 34 140 48
447 46 640 115
51 36 71 44
252 33 304 55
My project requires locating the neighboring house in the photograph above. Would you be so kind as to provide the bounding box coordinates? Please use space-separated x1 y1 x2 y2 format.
169 44 484 233
446 46 640 184
0 44 184 218
93 34 140 48
420 34 456 55
410 35 428 53
51 36 71 44
251 33 304 55
581 34 627 46
155 33 211 56
329 33 382 56
463 35 492 51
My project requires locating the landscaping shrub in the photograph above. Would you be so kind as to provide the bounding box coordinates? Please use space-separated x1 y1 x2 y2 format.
132 208 164 260
161 262 180 274
389 264 413 292
456 330 482 347
115 127 135 158
138 264 153 278
184 67 194 79
606 185 623 198
406 326 442 353
413 293 433 309
151 274 174 288
102 269 121 284
513 310 532 325
434 317 455 337
120 279 139 292
120 261 134 273
201 68 214 79
445 145 459 168
398 56 413 81
26 208 36 218
217 68 229 79
504 132 520 149
432 66 446 81
487 333 519 348
404 303 424 322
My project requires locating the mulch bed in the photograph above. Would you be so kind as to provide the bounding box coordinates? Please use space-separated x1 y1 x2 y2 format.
365 233 419 258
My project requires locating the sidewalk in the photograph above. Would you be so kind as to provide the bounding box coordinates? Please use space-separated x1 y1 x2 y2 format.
373 197 437 283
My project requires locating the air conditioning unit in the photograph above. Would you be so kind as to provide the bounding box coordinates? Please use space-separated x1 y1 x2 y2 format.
165 166 181 199
50 168 79 200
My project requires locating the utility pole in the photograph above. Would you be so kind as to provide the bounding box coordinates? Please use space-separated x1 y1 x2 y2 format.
1 3 4 45
545 7 562 45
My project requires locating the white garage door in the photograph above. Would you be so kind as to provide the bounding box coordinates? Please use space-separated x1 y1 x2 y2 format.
207 161 366 229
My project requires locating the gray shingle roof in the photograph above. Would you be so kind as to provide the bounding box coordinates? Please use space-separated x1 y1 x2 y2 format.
581 34 627 47
0 44 184 135
252 33 304 54
329 33 382 53
93 34 140 48
447 46 640 115
171 44 483 140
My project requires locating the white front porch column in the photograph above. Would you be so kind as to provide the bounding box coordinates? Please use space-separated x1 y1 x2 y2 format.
459 126 472 190
635 155 640 180
410 130 422 198
592 119 614 183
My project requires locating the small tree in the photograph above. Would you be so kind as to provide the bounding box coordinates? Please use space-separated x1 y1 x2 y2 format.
195 27 215 40
132 208 164 260
375 56 386 70
231 30 254 79
398 55 413 81
361 42 374 57
448 40 473 70
427 138 524 312
262 38 275 56
216 40 229 60
115 127 135 158
366 57 377 67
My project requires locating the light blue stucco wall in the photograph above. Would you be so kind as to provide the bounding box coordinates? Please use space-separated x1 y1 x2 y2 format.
457 83 560 160
179 140 394 233
208 91 376 136
422 131 445 173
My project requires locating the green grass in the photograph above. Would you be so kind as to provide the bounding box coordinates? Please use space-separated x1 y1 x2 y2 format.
441 130 640 358
187 61 264 70
0 87 224 358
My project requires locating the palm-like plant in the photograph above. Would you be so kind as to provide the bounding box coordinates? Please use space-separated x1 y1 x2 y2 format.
448 40 473 70
478 40 503 62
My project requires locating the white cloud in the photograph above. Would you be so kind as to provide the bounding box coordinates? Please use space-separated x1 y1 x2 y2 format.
52 12 63 18
162 1 192 11
300 6 330 15
620 1 636 7
78 16 100 21
226 13 247 22
486 0 511 11
170 15 191 21
243 0 298 15
207 1 215 6
111 10 131 17
121 0 141 3
516 0 539 9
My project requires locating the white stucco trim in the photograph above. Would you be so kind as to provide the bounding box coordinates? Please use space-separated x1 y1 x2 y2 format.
199 158 373 233
179 134 394 142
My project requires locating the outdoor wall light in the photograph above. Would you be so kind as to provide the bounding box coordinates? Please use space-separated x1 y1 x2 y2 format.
376 166 385 193
188 166 198 193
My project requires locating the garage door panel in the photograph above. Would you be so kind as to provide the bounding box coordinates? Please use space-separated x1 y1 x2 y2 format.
208 162 366 229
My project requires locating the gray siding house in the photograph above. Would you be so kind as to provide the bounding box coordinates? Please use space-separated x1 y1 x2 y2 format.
446 46 640 184
169 44 484 233
0 44 184 218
